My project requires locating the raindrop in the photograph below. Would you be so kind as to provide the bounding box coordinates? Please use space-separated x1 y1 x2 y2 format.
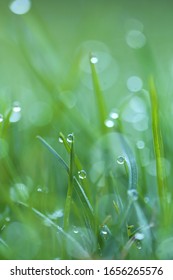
9 0 31 15
58 136 63 143
90 56 98 64
5 217 11 222
73 226 79 234
10 102 22 123
13 102 21 113
136 140 145 149
109 110 119 120
135 232 144 241
126 30 146 49
78 170 87 180
67 133 74 143
127 76 143 92
37 188 43 192
117 156 125 165
100 225 111 240
0 114 3 123
104 119 114 128
48 209 64 220
127 189 138 201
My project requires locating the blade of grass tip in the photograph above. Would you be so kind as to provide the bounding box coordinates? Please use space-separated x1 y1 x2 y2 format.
89 53 107 134
36 136 69 173
59 132 83 170
63 134 75 231
59 132 92 199
149 77 167 205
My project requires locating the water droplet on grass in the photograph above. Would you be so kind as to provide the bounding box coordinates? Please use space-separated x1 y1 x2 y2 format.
136 140 145 149
67 133 74 143
13 102 21 113
109 110 119 120
90 56 98 64
10 102 22 123
37 188 43 192
78 170 87 180
104 119 114 128
9 0 31 15
0 114 4 123
100 225 111 240
117 156 125 165
127 189 138 201
135 232 144 241
58 136 63 143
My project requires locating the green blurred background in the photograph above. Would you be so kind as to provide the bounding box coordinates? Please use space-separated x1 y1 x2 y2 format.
0 0 173 259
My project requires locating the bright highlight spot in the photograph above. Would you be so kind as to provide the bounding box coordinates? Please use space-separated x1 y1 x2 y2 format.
9 0 31 15
90 56 98 64
104 119 114 128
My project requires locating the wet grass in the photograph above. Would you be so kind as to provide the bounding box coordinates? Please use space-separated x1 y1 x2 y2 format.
0 0 173 260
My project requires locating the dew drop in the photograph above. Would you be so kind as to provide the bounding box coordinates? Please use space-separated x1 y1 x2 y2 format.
104 119 114 128
73 226 79 234
5 217 11 222
100 225 111 240
90 56 98 64
117 156 125 165
9 0 31 15
136 140 145 149
67 133 74 143
58 136 63 143
78 170 87 180
13 102 21 113
0 114 3 123
109 110 119 120
37 188 43 192
10 102 22 123
127 189 138 201
135 232 144 241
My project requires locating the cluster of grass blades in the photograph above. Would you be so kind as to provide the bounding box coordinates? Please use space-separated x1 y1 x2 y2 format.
0 49 172 260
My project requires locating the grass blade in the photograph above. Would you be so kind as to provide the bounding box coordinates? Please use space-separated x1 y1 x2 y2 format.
37 135 69 173
149 77 167 203
63 134 75 231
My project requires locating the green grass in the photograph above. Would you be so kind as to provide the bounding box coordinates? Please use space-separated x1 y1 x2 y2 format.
1 0 173 260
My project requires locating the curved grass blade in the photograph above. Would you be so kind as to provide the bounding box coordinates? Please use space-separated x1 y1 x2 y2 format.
149 77 167 203
37 136 69 173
